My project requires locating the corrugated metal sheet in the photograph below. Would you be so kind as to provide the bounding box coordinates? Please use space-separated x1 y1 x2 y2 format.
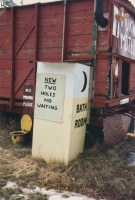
101 113 132 150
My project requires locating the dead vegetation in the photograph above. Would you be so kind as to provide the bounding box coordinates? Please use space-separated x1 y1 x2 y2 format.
0 113 135 199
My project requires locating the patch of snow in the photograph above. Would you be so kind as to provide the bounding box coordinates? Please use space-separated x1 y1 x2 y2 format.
49 195 95 200
2 181 105 200
127 152 135 166
11 193 29 200
2 181 18 190
21 187 36 194
21 187 93 199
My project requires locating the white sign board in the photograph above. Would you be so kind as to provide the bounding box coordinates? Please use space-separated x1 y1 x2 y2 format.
34 73 66 122
120 98 129 105
113 5 119 37
115 7 135 60
32 62 91 164
74 65 90 98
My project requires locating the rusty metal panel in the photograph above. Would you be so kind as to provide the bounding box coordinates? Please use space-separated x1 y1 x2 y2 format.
101 114 132 150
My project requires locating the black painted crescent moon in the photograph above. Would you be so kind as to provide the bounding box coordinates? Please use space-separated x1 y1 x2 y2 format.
81 71 87 92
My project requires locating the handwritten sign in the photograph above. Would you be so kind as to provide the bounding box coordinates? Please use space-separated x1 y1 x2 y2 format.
34 73 66 122
74 103 87 129
117 8 135 60
23 85 33 107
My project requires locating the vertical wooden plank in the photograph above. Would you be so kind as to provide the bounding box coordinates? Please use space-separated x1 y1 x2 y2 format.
107 0 113 50
32 3 39 115
110 56 116 99
117 59 122 97
129 62 131 94
91 17 98 98
110 63 114 99
10 7 15 110
62 0 67 62
90 2 98 121
129 63 134 93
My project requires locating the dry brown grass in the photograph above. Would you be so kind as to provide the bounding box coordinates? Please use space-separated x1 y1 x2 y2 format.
1 113 135 199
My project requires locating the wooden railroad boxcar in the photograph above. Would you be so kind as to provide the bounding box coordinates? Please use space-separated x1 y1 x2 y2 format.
0 0 135 149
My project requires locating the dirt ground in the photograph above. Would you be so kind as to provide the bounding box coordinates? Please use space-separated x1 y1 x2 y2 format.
0 113 135 200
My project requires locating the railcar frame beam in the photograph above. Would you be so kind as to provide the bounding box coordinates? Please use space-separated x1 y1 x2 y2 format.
32 3 39 115
10 7 15 110
62 0 67 62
